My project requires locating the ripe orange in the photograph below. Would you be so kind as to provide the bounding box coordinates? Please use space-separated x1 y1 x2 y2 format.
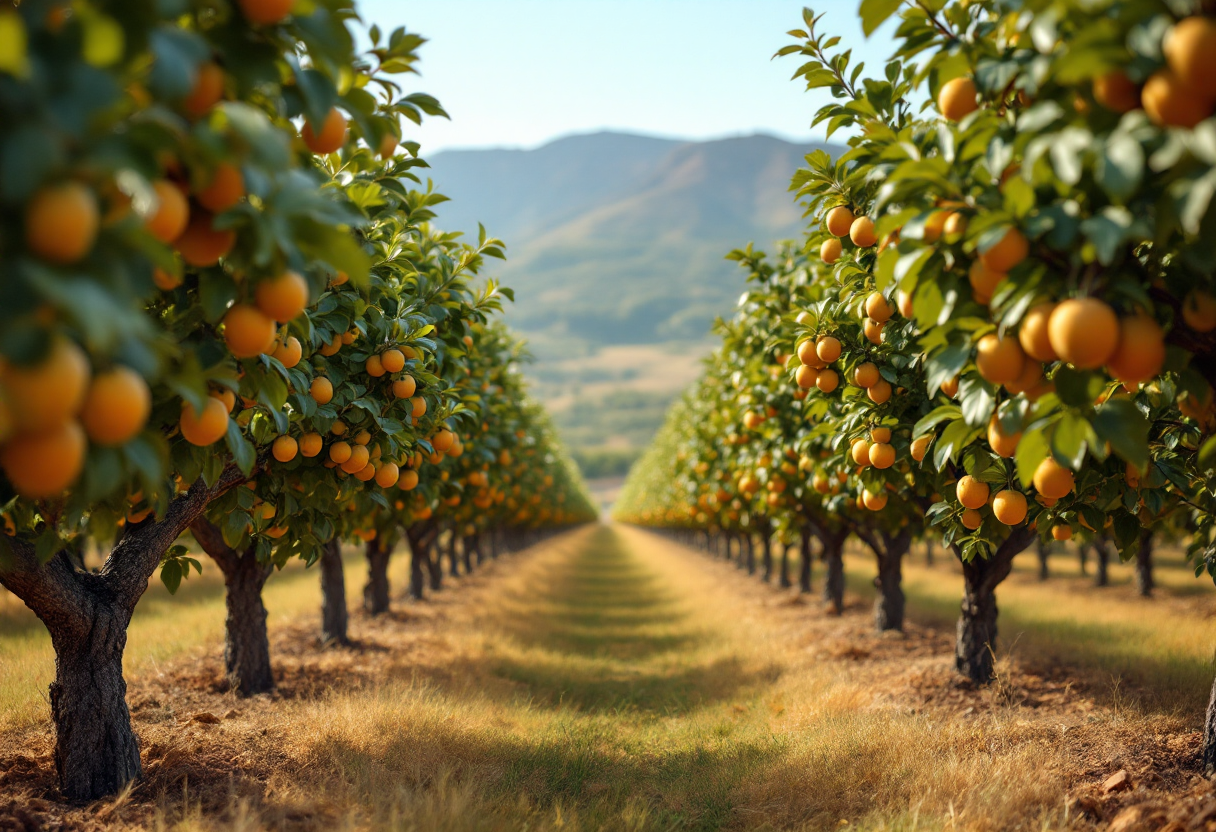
826 206 854 237
81 366 151 446
319 335 342 356
4 336 91 430
1018 303 1058 361
956 475 989 510
354 429 371 445
1183 291 1216 332
365 354 385 377
869 442 895 469
863 318 884 345
979 227 1028 272
911 434 932 462
399 469 419 490
330 420 347 436
821 238 842 264
992 490 1027 525
153 267 183 291
381 348 405 373
255 271 309 323
897 290 914 319
849 216 877 248
272 335 302 369
987 416 1022 458
302 107 348 154
1164 17 1216 100
863 489 888 511
340 444 370 474
183 62 224 118
940 376 959 398
854 362 879 388
329 441 352 464
923 210 949 243
1092 71 1140 113
393 376 417 399
816 368 839 393
272 435 298 462
146 180 189 243
175 211 235 266
967 260 1004 300
299 432 323 457
433 429 456 452
975 333 1025 385
378 132 399 159
1142 69 1210 128
26 182 99 264
0 420 87 498
196 162 244 212
865 292 891 322
1107 316 1165 384
179 396 229 446
938 76 978 121
410 396 427 418
867 379 892 404
960 508 983 530
223 304 277 358
1048 298 1119 369
1033 457 1075 499
795 365 817 389
374 462 400 488
309 376 333 404
238 0 295 25
943 212 967 239
1051 524 1072 541
851 438 871 467
816 336 841 363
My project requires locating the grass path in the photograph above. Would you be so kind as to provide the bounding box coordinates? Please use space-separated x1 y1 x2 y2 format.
2 525 1212 830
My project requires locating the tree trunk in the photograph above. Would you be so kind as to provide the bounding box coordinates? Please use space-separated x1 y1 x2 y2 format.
954 527 1035 684
820 529 847 615
1037 539 1049 581
1135 531 1154 597
447 531 461 577
407 526 428 600
872 530 909 632
925 537 935 566
744 534 755 574
363 535 391 616
799 528 813 593
462 534 474 573
779 543 792 589
1204 674 1216 776
761 532 773 582
1078 542 1088 576
426 538 444 591
319 539 348 645
1094 539 1110 588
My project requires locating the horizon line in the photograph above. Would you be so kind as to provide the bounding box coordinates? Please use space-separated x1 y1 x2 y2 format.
426 127 836 155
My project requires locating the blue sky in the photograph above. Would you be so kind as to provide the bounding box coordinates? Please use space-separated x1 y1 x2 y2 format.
358 1 898 152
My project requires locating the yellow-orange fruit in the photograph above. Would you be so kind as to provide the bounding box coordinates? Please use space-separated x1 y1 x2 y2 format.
943 212 967 239
866 292 891 323
309 376 333 404
255 271 309 323
223 304 277 358
869 442 895 469
392 376 417 399
197 162 244 213
956 475 989 510
992 490 1028 525
938 76 978 121
299 432 322 457
1048 298 1119 369
398 469 419 490
272 336 302 369
153 268 183 291
854 362 879 388
272 435 298 462
183 62 224 118
851 438 871 467
375 462 400 488
380 348 405 373
1107 316 1165 384
81 366 151 446
1018 304 1058 362
354 462 376 482
795 365 817 389
826 206 855 237
213 388 236 413
967 260 1005 301
863 318 884 345
979 227 1028 273
821 238 842 264
25 181 99 264
1093 71 1140 113
849 216 877 248
911 434 932 462
4 336 91 430
816 336 841 363
1164 17 1216 101
237 0 294 25
330 420 346 436
146 180 189 243
961 507 983 530
867 379 892 404
365 355 385 378
378 132 399 159
816 368 839 394
897 290 914 319
1033 457 1075 499
1142 69 1211 129
175 212 235 266
433 429 456 452
302 107 347 154
975 333 1026 385
923 210 948 243
328 441 352 465
940 376 959 398
796 339 818 366
1052 524 1072 541
319 335 342 356
179 396 229 446
410 397 427 418
1183 291 1216 332
987 416 1022 459
0 420 87 498
863 490 888 511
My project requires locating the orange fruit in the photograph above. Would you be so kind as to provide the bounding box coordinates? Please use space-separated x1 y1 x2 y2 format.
863 489 888 511
328 441 352 464
940 376 959 398
975 333 1025 385
26 182 99 264
354 430 371 446
375 462 399 488
146 180 189 243
979 227 1028 272
865 292 891 322
1183 291 1216 332
821 238 842 264
816 368 839 393
299 432 323 457
867 379 892 404
81 366 151 446
319 335 342 356
223 304 277 358
956 475 989 510
1051 524 1072 541
433 429 456 452
851 438 871 467
255 271 309 323
863 318 884 345
1048 298 1119 369
393 376 417 399
825 206 854 237
399 469 419 490
302 107 348 154
961 508 983 530
943 212 967 239
304 375 334 407
342 330 357 345
410 397 427 418
196 162 244 213
795 365 817 389
378 132 399 159
967 260 1004 300
340 444 369 474
938 76 978 121
1093 71 1140 113
853 362 879 388
1033 457 1075 499
380 348 405 373
923 210 949 243
331 271 349 286
869 442 895 469
987 415 1022 459
272 335 302 369
1164 17 1216 101
237 0 294 25
179 396 229 446
153 267 183 291
1018 303 1058 362
175 211 235 266
911 434 932 462
0 420 87 498
897 290 914 319
816 336 841 363
355 462 377 482
213 388 236 413
796 340 817 365
1142 69 1211 128
183 62 224 119
1107 316 1165 384
365 354 385 377
272 435 298 462
992 490 1027 525
330 420 347 436
849 216 877 248
4 336 90 430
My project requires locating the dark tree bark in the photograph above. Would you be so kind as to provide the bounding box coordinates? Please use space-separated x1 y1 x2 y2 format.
953 527 1036 684
817 527 849 615
761 531 773 583
363 534 392 616
799 527 814 594
1078 542 1088 576
925 537 935 566
447 530 461 577
405 521 438 600
1093 538 1111 587
1036 539 1050 581
1204 675 1216 776
190 519 274 695
462 534 474 573
779 542 792 589
1135 531 1154 597
744 534 755 574
0 468 247 800
425 537 444 591
859 528 910 632
319 539 348 645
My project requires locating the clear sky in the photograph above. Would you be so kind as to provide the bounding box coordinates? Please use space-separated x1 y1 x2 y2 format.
357 1 898 152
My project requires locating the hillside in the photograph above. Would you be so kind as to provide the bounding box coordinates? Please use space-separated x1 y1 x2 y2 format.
426 131 842 472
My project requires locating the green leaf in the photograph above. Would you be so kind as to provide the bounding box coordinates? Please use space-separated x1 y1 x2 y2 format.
225 418 256 476
860 0 902 36
1051 412 1093 470
160 560 182 595
1092 397 1149 470
1053 366 1104 408
1199 435 1216 472
1097 133 1144 204
1015 427 1050 488
913 405 962 438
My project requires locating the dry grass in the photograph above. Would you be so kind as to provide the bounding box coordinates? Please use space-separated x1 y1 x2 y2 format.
1 526 1213 831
